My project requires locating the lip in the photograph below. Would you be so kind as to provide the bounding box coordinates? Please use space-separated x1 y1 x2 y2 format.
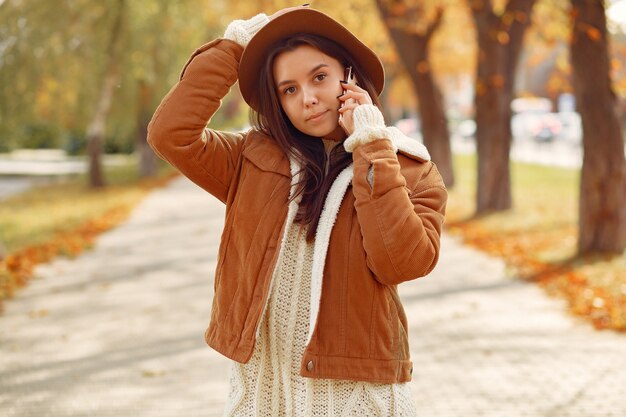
306 110 328 122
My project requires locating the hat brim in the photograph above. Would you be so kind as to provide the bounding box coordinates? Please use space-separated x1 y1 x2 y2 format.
238 8 385 112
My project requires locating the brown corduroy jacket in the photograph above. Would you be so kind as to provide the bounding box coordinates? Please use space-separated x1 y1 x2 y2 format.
147 38 447 384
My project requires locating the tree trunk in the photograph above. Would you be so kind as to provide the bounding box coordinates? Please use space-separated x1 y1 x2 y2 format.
470 0 536 213
85 0 125 188
87 70 118 187
473 19 514 211
412 41 454 187
375 2 455 188
570 0 626 254
136 79 157 177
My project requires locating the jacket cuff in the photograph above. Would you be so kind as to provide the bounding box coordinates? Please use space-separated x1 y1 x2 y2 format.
223 13 269 47
343 105 397 153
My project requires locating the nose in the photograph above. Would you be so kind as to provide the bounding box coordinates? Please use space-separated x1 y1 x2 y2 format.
302 87 318 107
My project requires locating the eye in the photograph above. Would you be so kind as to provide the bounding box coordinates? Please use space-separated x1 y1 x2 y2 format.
283 86 296 95
314 73 327 82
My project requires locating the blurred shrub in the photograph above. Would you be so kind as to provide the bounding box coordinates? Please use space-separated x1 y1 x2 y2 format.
0 127 17 152
63 130 87 155
62 131 135 155
104 134 134 154
17 123 62 149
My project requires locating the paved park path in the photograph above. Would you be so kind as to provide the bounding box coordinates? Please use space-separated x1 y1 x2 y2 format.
1 176 626 417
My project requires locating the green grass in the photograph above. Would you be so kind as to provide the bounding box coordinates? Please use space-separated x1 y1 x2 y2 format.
448 154 579 254
450 153 578 216
446 153 626 331
0 157 174 253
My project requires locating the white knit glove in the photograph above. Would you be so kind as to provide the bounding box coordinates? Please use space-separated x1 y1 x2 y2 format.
343 104 397 152
223 13 270 47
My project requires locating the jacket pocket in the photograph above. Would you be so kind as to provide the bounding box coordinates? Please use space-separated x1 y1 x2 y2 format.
385 286 400 355
386 286 410 359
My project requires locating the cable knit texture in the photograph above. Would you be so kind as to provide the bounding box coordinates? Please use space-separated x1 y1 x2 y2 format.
223 13 270 47
343 104 397 153
223 222 417 417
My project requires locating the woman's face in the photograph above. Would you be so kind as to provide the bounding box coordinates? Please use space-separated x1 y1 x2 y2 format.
273 45 345 138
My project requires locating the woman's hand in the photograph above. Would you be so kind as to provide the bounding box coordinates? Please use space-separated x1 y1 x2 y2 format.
338 82 374 136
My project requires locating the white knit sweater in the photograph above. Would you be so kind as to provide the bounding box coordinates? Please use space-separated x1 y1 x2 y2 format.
222 223 417 417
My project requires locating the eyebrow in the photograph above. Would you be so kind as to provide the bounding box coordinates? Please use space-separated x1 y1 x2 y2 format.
276 64 330 88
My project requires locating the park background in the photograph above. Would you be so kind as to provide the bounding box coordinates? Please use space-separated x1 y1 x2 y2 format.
2 0 624 330
1 0 626 415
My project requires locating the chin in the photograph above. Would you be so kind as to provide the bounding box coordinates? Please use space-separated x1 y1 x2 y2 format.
303 124 340 139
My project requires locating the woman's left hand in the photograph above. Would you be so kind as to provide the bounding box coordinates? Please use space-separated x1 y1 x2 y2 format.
338 82 373 136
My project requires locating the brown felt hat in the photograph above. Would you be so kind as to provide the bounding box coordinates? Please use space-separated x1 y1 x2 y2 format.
238 6 385 112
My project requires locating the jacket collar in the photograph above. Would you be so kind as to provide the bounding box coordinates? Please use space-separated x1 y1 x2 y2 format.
242 131 290 177
388 127 431 162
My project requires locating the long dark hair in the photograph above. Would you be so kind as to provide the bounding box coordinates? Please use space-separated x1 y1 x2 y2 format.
251 34 382 242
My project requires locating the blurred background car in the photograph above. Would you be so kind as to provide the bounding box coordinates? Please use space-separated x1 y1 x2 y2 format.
530 112 562 142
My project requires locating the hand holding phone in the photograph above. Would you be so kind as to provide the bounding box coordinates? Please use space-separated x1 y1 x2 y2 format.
339 66 367 134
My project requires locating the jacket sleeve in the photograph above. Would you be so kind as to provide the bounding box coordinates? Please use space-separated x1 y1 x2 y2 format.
147 39 246 204
351 139 447 285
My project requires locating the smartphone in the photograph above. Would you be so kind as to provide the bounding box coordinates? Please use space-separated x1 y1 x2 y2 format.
340 66 357 113
343 66 357 88
339 66 357 125
344 66 353 86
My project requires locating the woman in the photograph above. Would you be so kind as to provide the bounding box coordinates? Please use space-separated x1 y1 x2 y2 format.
148 5 447 416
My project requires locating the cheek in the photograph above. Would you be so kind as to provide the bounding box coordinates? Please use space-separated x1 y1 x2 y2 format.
334 82 344 97
329 86 344 107
280 100 301 125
